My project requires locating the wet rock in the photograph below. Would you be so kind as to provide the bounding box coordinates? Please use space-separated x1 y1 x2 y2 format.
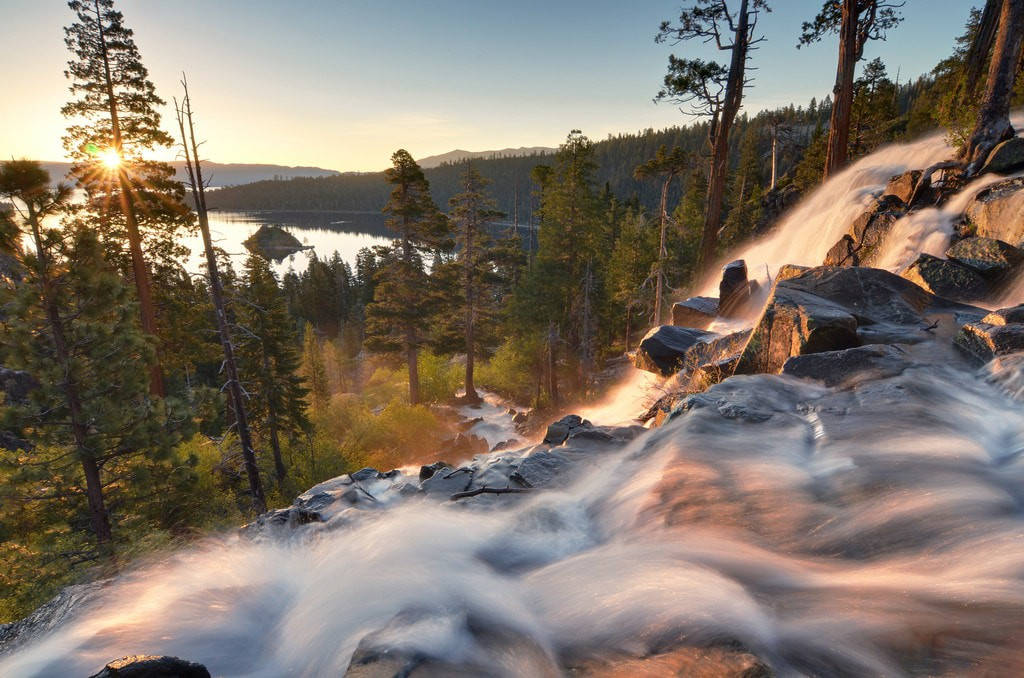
955 307 1024 363
824 234 858 267
946 236 1024 279
846 194 905 265
965 176 1024 246
88 655 210 678
671 296 719 329
0 582 103 655
543 414 589 445
633 325 717 376
983 303 1024 325
490 439 518 452
566 645 771 678
980 136 1024 176
884 169 922 205
736 266 967 375
783 344 910 387
900 253 990 302
443 433 488 459
719 259 751 316
775 264 811 282
420 466 473 496
418 461 451 481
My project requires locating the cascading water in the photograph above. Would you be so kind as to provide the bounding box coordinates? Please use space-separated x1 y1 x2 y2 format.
3 129 1024 678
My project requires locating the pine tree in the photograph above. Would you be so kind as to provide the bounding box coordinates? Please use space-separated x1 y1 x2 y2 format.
301 323 330 414
239 254 310 484
62 0 191 397
364 150 450 404
1 160 169 549
607 208 658 349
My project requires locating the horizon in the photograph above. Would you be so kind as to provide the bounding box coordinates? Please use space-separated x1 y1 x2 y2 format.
1 1 974 172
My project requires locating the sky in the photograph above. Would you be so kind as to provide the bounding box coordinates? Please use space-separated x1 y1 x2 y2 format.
0 0 975 172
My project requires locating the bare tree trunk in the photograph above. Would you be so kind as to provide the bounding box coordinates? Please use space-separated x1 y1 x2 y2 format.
963 0 1024 173
27 204 113 547
824 0 857 179
770 131 779 190
93 0 163 397
463 219 479 403
546 321 559 408
697 0 750 275
655 176 669 324
176 81 265 512
406 338 420 405
263 351 287 484
580 259 594 387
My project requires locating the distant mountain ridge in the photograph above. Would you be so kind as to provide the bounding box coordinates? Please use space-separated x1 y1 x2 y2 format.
37 161 340 187
416 147 555 169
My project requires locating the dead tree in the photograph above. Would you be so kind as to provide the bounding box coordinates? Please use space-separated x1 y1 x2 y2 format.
175 76 266 513
799 1 904 179
656 0 769 276
962 0 1024 173
635 145 688 323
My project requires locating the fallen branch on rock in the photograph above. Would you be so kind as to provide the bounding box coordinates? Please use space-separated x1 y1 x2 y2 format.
449 487 531 501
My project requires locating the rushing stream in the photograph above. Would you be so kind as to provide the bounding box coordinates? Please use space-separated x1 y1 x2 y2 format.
3 127 1024 676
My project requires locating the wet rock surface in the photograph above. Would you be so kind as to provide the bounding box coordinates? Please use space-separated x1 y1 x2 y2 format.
901 253 990 302
633 326 717 376
88 655 211 678
782 344 910 387
965 176 1024 246
980 136 1024 176
955 304 1024 363
946 236 1024 279
671 296 719 329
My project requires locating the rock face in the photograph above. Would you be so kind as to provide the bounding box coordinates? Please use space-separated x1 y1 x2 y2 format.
671 296 718 329
980 136 1024 176
633 326 717 376
88 655 211 678
782 344 910 387
946 236 1024 280
824 234 859 267
900 253 990 302
955 304 1024 363
736 266 969 375
965 176 1024 246
822 195 906 268
242 224 313 261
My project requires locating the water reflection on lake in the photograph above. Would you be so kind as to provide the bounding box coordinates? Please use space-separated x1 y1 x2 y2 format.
180 211 393 275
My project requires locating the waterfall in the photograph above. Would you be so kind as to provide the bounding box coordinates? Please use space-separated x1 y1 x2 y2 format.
3 127 1024 678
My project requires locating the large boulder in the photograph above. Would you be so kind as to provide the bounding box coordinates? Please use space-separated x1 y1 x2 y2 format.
955 303 1024 363
884 169 922 205
980 136 1024 176
782 344 910 387
736 266 969 375
823 234 859 267
847 194 905 266
671 296 718 329
900 253 990 302
88 655 210 678
983 303 1024 325
718 259 751 316
633 326 717 376
946 236 1024 280
965 176 1024 247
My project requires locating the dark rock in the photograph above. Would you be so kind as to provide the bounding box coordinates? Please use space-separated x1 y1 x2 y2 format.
983 304 1024 325
884 169 922 205
419 461 451 481
671 296 719 329
242 224 313 261
0 582 102 655
633 325 717 376
736 266 965 375
824 234 859 267
719 259 750 316
901 253 990 302
980 136 1024 176
782 344 910 387
543 414 588 445
775 264 811 282
490 439 519 452
846 194 904 266
88 655 211 678
420 466 473 496
965 176 1024 246
515 449 574 488
946 236 1024 279
350 467 385 482
444 433 488 459
955 320 1024 363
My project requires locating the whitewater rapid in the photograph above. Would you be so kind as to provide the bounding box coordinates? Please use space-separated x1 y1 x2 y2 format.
3 127 1024 677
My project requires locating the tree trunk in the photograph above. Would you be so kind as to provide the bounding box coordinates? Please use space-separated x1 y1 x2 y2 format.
28 205 113 547
406 337 420 405
824 0 857 179
963 0 1024 172
463 216 479 404
770 131 779 190
655 176 669 324
177 86 265 512
546 321 559 408
697 0 750 275
93 0 163 397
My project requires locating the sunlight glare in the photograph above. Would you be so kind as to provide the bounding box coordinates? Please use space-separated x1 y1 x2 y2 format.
99 148 121 170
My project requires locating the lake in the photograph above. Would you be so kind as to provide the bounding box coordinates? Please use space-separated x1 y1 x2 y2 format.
180 210 394 276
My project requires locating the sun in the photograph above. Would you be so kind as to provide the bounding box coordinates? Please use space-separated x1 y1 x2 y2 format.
98 148 122 170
